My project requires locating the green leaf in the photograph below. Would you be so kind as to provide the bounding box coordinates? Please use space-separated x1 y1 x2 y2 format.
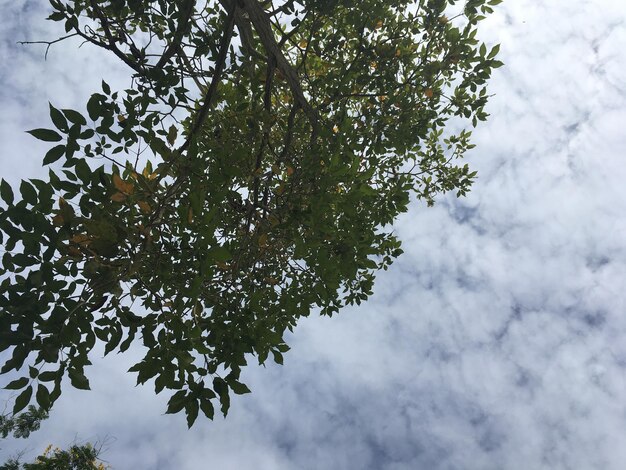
49 103 68 131
27 128 62 142
166 390 187 414
199 397 214 419
166 125 178 146
102 80 111 95
20 181 37 206
63 108 87 126
43 145 66 165
75 159 92 183
185 399 199 428
209 246 231 262
0 179 14 205
229 380 251 395
68 368 90 390
272 350 284 365
4 377 29 390
213 377 230 416
36 384 51 409
87 94 104 121
13 386 33 414
38 371 56 382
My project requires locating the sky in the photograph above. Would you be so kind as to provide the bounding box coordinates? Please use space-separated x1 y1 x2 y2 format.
1 0 626 469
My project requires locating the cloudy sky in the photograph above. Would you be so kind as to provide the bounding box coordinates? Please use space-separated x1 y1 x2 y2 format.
2 0 626 469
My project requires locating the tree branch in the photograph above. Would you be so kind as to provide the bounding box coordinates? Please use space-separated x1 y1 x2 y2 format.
238 0 319 132
180 2 237 152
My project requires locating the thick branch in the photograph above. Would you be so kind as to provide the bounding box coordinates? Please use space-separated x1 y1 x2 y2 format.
238 0 319 132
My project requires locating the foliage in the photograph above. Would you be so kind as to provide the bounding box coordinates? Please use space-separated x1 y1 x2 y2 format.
0 0 502 426
0 444 105 470
0 407 103 470
0 407 49 440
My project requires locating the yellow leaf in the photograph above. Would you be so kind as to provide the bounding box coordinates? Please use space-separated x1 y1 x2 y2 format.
187 207 194 224
67 246 82 258
395 48 401 57
112 173 134 195
375 19 383 29
332 125 339 134
52 213 64 227
298 39 308 48
137 201 151 213
70 234 90 245
110 192 127 202
286 166 295 176
258 233 268 247
424 88 434 99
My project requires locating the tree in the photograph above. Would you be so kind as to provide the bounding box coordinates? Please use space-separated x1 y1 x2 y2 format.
1 0 502 427
1 443 105 470
0 406 104 469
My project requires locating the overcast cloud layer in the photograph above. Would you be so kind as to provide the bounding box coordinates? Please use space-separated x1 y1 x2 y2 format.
2 1 626 469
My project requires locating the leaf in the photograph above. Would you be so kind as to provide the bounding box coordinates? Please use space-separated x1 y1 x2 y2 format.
209 246 231 262
229 380 251 395
165 390 187 414
36 384 51 409
212 377 230 416
27 128 62 142
102 80 111 95
272 350 284 365
185 399 199 428
38 371 56 382
20 181 37 206
68 368 90 390
0 179 14 205
111 192 127 202
167 125 178 146
112 174 134 194
49 103 68 131
13 386 33 414
199 397 214 419
75 159 92 183
87 94 103 121
62 108 87 126
4 377 29 390
137 201 151 213
43 145 66 165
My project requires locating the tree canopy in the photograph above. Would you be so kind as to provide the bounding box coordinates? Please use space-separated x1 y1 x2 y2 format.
1 0 502 427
